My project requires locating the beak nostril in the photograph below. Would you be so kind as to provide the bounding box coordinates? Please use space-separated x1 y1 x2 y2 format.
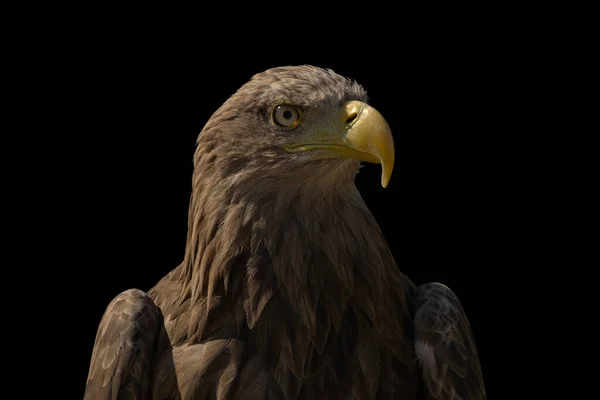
346 113 358 124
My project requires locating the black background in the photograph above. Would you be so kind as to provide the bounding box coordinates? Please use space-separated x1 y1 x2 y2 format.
44 15 545 399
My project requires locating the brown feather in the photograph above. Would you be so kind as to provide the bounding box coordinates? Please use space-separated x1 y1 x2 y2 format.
85 66 485 400
412 283 486 399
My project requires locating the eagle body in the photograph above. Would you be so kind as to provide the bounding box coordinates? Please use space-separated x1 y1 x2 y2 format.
85 66 485 399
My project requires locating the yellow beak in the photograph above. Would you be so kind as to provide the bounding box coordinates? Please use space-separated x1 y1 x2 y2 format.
284 101 395 188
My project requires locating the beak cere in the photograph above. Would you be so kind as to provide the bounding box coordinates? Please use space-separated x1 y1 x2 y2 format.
284 101 395 188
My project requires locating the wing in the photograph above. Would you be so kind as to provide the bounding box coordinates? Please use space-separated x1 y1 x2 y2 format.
84 289 165 400
412 283 486 400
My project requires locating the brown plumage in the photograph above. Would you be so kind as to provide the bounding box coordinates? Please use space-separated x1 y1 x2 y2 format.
84 65 485 399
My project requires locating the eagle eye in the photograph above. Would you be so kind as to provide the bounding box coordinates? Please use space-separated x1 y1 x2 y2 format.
272 104 301 128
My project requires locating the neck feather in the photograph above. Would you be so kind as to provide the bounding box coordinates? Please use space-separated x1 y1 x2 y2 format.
175 148 415 397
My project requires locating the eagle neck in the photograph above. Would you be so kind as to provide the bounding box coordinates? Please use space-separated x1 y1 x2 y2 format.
175 162 415 397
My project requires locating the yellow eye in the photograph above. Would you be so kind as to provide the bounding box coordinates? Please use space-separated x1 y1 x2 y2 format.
272 104 301 128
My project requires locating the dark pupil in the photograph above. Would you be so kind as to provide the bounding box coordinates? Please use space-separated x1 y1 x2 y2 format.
282 110 292 120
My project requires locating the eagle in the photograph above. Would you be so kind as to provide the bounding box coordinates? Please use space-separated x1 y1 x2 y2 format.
84 65 485 399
